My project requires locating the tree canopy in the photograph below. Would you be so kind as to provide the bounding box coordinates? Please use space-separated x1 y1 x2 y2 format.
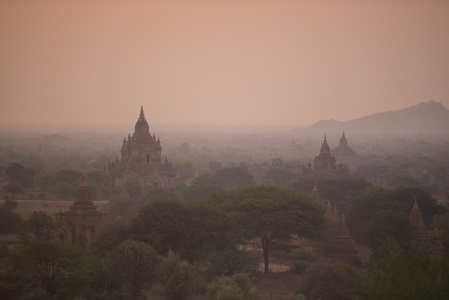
6 163 36 188
198 186 326 273
129 200 234 261
346 186 447 248
104 240 160 300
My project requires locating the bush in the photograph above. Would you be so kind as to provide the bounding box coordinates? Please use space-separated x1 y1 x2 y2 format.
290 249 316 274
160 251 199 300
207 249 260 279
207 273 258 300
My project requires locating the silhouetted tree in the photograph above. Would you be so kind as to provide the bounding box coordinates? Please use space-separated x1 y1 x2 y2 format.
199 186 326 273
104 240 160 300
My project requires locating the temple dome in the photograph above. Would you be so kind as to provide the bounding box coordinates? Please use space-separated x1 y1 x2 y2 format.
320 134 331 154
134 106 150 134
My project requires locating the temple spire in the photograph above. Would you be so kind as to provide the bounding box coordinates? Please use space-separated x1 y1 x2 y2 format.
328 214 362 267
139 105 145 120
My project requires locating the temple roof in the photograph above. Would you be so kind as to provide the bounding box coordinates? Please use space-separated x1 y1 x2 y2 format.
74 176 92 206
328 214 362 267
339 131 348 146
134 106 150 134
319 134 331 154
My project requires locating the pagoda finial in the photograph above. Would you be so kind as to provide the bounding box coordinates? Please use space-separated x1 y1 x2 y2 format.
140 105 144 118
81 176 86 186
324 133 327 143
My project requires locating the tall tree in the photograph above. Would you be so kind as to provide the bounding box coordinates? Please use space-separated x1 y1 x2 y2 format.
20 211 54 240
0 200 22 234
8 236 82 296
104 240 160 300
160 251 199 300
129 200 233 261
199 186 326 273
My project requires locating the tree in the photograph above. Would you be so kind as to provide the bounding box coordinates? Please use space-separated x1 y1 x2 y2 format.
3 182 24 198
160 251 199 300
206 249 260 279
263 167 295 188
292 177 372 216
300 259 358 300
213 166 254 188
20 211 54 240
104 240 160 300
122 173 144 198
173 160 195 181
356 237 449 300
90 224 130 256
7 236 82 296
432 211 449 252
207 273 259 300
199 186 326 273
0 199 22 234
129 200 233 261
6 162 36 188
56 169 82 183
55 169 82 199
361 210 413 250
346 186 447 246
84 168 106 200
182 174 223 201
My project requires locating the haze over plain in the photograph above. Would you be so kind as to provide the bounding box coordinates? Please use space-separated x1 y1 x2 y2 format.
1 0 449 128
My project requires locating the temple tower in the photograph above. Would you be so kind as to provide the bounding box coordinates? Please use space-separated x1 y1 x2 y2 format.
106 106 178 187
55 177 106 249
333 131 356 160
314 134 337 171
328 214 362 267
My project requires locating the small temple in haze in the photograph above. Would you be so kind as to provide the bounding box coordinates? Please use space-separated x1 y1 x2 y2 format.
314 134 337 171
305 134 350 176
55 177 106 249
333 131 356 161
105 106 178 187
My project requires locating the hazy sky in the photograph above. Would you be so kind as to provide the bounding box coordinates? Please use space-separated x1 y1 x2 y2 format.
1 0 448 127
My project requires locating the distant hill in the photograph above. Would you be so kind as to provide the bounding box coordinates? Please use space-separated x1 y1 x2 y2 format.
304 101 449 135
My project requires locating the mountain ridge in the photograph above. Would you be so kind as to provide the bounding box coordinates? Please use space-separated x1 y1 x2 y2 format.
304 101 449 135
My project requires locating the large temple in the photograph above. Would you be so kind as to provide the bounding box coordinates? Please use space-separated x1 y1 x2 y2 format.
105 106 178 187
55 177 106 249
314 134 337 171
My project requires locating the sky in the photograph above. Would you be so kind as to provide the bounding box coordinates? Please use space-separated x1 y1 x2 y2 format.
1 0 449 128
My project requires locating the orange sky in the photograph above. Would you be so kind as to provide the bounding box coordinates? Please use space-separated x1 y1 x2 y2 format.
1 0 448 127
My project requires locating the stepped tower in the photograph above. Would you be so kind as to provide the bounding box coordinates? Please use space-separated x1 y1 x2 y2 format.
328 214 362 267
